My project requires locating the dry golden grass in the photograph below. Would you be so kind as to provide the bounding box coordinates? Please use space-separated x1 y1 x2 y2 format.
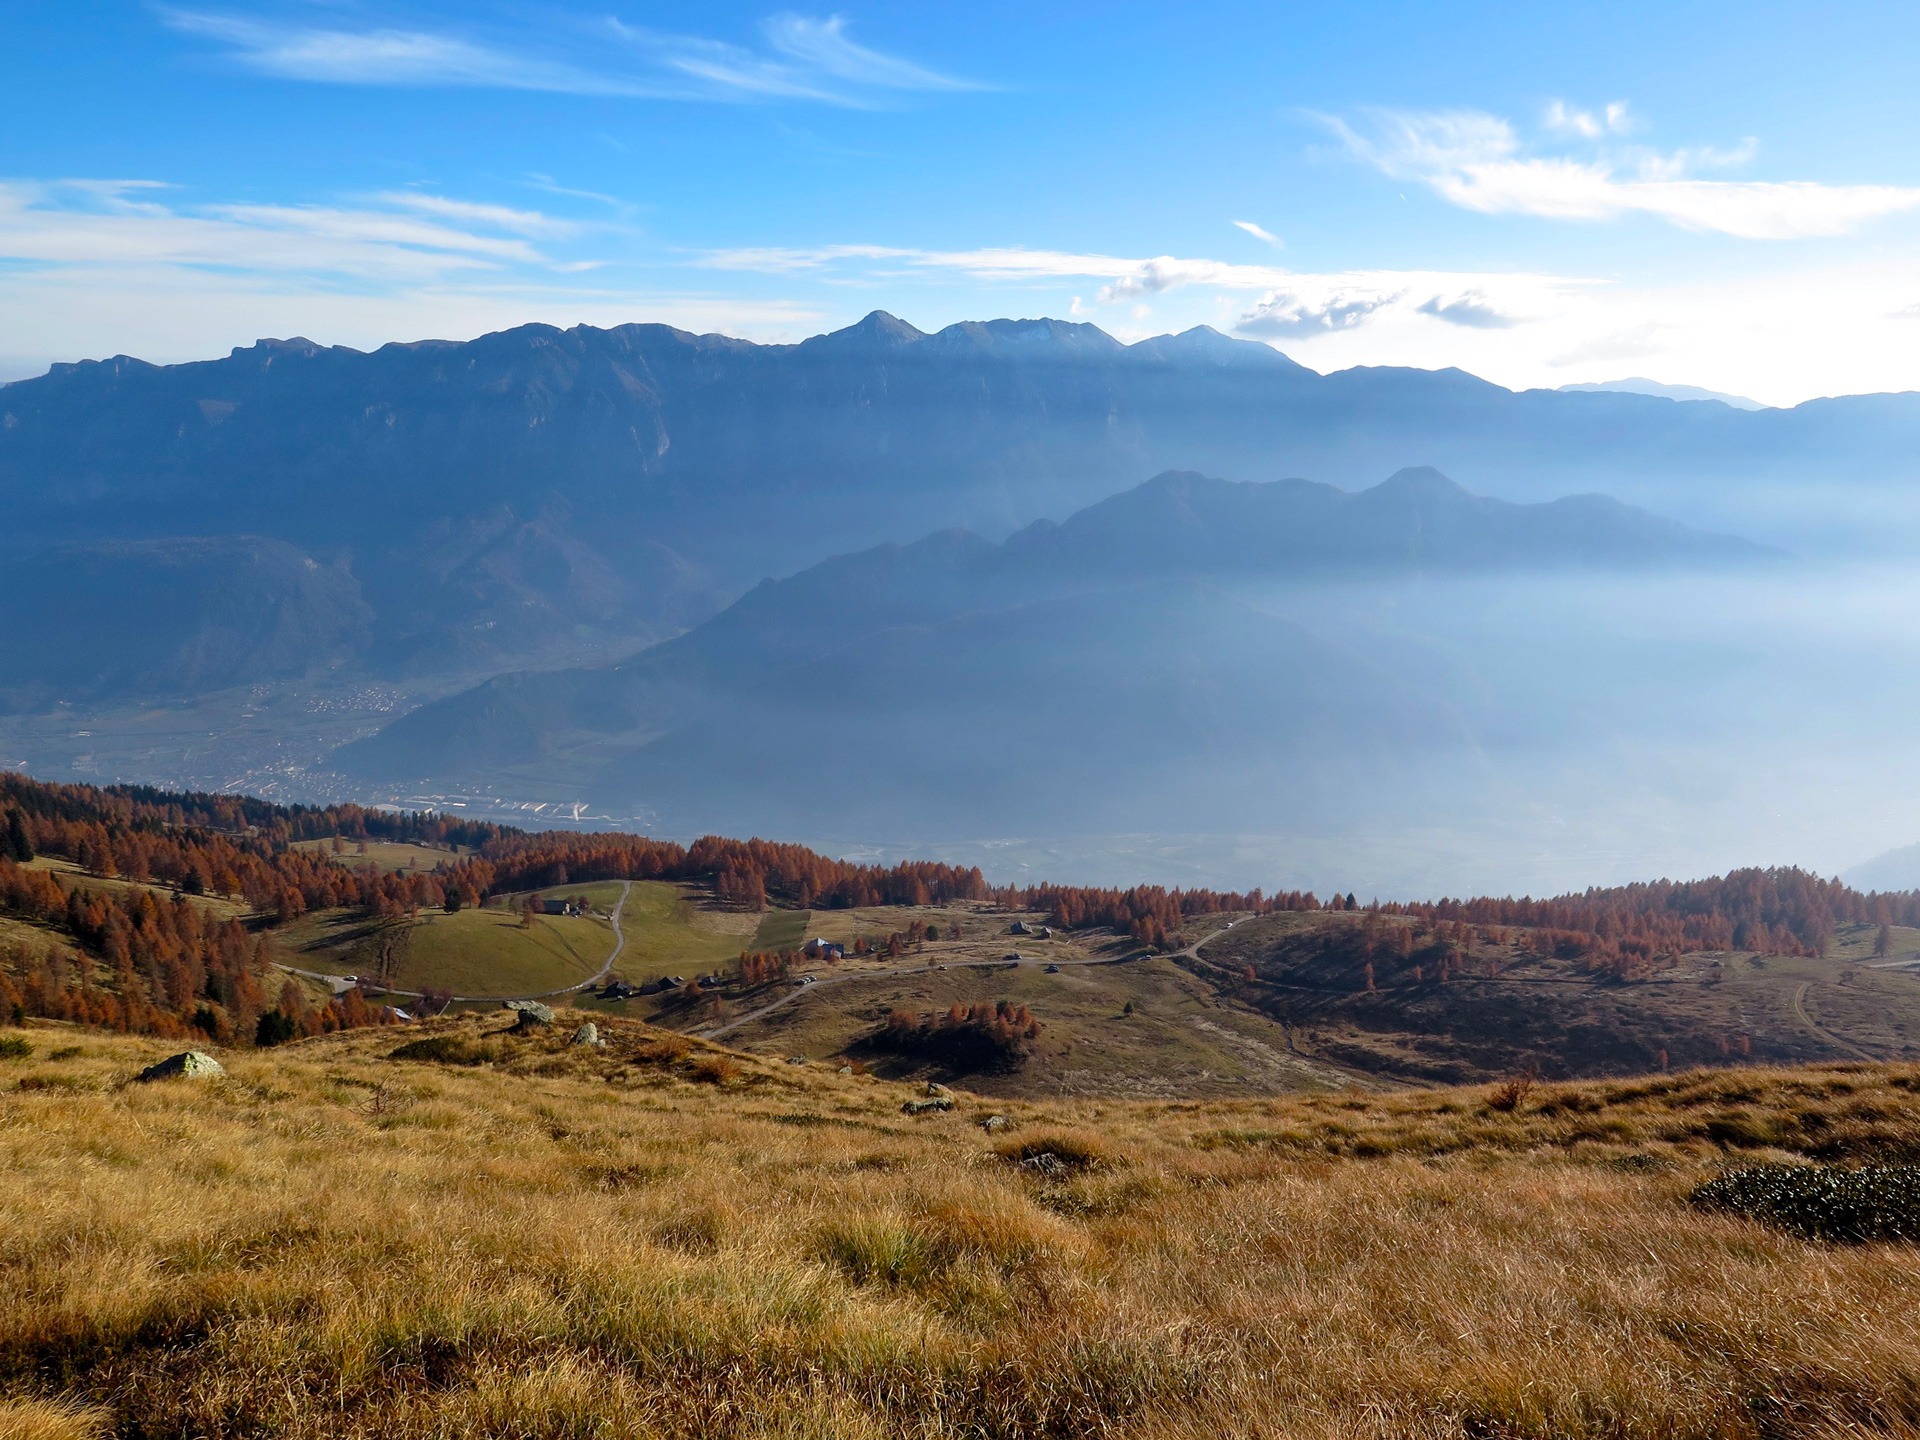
3 1014 1920 1438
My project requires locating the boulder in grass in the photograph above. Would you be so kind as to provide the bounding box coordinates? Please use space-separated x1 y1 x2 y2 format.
503 1000 554 1031
569 1022 603 1048
925 1081 955 1099
980 1114 1011 1133
902 1096 954 1115
137 1050 224 1082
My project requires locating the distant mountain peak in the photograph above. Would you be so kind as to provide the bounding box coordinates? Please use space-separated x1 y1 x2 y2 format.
1558 377 1768 411
1129 326 1305 369
805 310 927 351
1371 465 1471 499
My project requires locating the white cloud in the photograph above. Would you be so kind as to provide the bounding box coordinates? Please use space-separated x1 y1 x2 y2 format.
1233 219 1284 249
1544 99 1630 139
1416 291 1520 328
163 8 979 107
1329 107 1920 239
1238 288 1398 337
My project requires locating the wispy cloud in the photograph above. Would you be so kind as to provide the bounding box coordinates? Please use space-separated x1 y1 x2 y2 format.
1543 99 1631 140
159 10 630 93
1326 106 1920 239
1233 219 1284 249
160 8 981 107
699 243 1296 291
0 178 583 282
374 191 579 239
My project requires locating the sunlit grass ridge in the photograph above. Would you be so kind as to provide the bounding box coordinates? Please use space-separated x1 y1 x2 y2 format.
2 1013 1919 1437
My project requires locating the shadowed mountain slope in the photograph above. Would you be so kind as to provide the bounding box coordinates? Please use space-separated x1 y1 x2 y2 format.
0 536 372 705
0 313 1904 642
336 467 1766 837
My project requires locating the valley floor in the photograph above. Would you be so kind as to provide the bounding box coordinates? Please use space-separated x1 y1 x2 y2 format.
3 1015 1919 1439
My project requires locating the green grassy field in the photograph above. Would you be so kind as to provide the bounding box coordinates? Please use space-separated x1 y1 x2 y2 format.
276 905 614 998
271 880 797 999
601 882 765 982
747 907 809 952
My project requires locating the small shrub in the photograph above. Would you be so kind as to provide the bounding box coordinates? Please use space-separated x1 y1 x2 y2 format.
0 1034 31 1061
389 1035 506 1066
687 1054 741 1086
631 1034 692 1067
1690 1163 1920 1243
1486 1065 1538 1113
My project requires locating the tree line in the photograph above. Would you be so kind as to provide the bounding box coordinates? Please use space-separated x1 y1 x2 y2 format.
3 772 1916 1046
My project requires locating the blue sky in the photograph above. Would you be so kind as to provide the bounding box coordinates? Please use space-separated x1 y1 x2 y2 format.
5 1 1920 402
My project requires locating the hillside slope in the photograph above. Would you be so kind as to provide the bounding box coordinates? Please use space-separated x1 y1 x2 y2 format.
3 1017 1918 1439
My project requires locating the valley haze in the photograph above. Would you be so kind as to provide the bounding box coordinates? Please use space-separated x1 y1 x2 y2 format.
1 312 1918 897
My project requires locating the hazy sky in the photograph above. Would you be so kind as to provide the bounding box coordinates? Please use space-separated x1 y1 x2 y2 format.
6 2 1920 403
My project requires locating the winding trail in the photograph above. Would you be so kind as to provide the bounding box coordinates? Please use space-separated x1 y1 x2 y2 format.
276 880 636 1006
1790 980 1879 1061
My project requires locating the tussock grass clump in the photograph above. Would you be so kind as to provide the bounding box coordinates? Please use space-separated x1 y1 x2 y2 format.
1691 1163 1920 1243
0 1034 31 1062
686 1053 742 1086
816 1211 945 1287
993 1128 1116 1174
14 1073 95 1093
0 1395 109 1440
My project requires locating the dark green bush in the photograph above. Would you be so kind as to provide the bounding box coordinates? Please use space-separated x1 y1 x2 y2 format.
0 1034 31 1061
1690 1163 1920 1243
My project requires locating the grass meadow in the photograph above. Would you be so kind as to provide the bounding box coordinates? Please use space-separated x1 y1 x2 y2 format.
1 1013 1919 1438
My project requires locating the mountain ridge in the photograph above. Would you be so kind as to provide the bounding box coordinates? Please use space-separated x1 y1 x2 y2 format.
334 466 1767 831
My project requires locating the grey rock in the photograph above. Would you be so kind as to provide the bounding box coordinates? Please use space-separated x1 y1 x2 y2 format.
980 1114 1011 1133
925 1081 955 1099
137 1050 225 1082
902 1096 955 1115
504 1000 554 1030
785 1055 808 1066
569 1022 602 1047
1021 1153 1068 1178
